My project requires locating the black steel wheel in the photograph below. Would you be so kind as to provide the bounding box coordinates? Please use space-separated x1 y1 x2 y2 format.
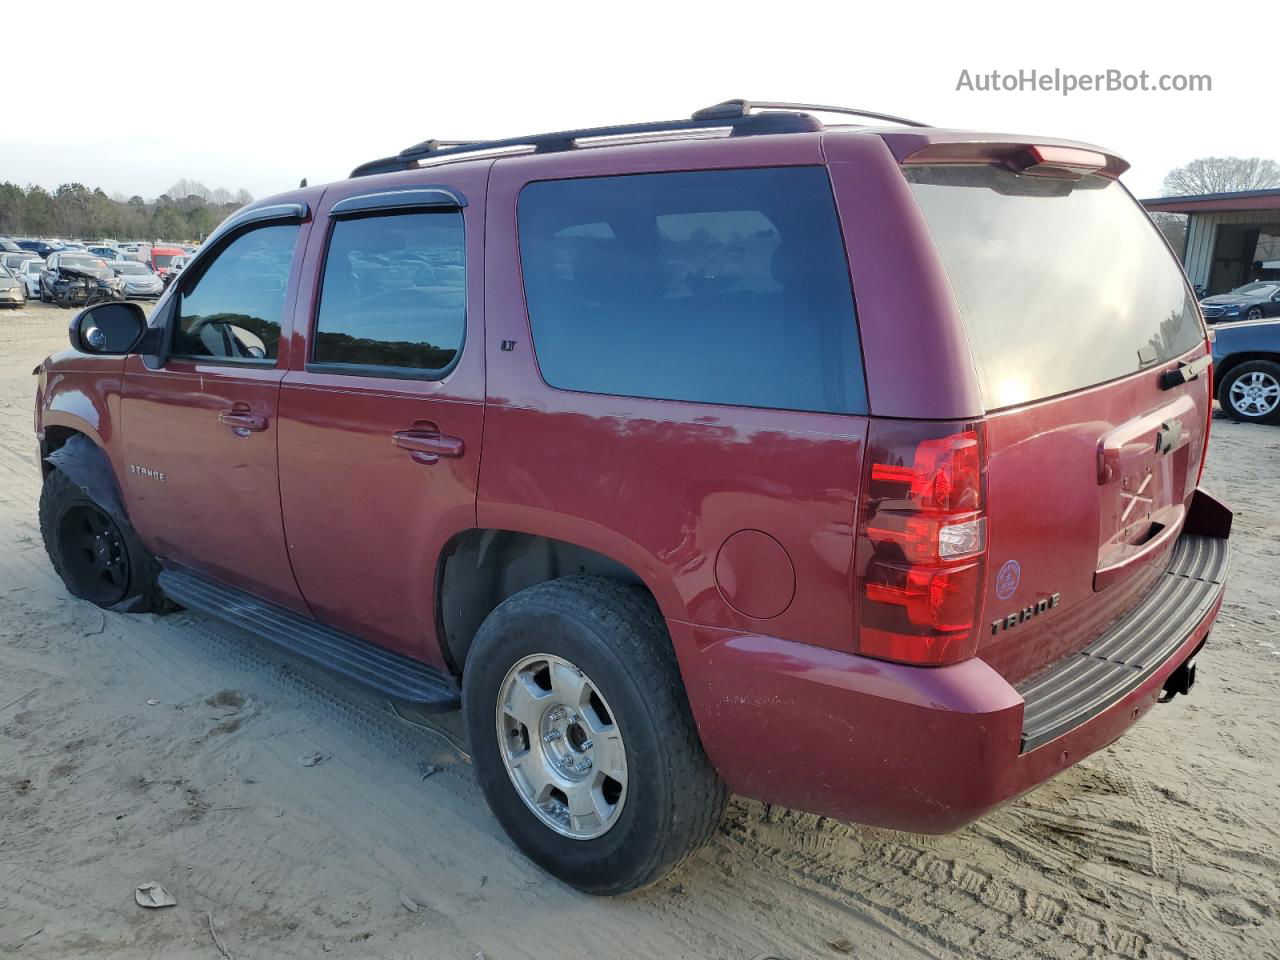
39 465 171 612
56 502 131 605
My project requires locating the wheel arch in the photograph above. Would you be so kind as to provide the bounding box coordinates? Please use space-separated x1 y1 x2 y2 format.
1215 352 1280 393
41 386 112 460
435 529 665 674
40 428 129 523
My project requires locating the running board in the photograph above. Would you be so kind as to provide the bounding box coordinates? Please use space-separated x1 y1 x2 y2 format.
157 567 460 711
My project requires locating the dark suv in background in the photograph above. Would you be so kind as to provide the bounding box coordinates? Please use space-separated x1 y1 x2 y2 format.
34 100 1230 894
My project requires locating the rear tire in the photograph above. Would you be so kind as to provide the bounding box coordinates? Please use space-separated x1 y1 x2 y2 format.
39 468 171 612
463 576 728 895
1218 359 1280 425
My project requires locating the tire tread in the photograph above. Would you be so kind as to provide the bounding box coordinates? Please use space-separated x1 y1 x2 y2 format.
467 575 728 893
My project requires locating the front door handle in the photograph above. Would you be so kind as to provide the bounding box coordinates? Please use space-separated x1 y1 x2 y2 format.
218 408 268 434
393 429 465 465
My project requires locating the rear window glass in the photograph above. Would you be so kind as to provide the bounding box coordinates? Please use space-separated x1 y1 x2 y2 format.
517 167 865 415
905 165 1201 410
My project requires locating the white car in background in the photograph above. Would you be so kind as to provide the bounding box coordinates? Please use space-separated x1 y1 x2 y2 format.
1 251 40 275
110 260 165 299
18 260 43 299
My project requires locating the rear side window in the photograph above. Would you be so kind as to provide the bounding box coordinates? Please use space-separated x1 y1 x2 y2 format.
905 165 1202 410
313 210 465 374
517 167 865 415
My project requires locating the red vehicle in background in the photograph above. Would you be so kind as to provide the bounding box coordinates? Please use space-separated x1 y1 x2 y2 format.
33 100 1230 895
149 244 185 278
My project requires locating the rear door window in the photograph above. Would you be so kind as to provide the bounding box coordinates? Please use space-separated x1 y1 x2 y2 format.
904 165 1202 410
517 167 865 415
312 210 466 375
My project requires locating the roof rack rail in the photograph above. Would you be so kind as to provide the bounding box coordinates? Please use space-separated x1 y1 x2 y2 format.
350 105 830 178
692 99 929 128
349 98 927 179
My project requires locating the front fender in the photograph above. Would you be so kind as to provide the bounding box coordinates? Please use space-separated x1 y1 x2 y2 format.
38 355 130 522
39 353 127 451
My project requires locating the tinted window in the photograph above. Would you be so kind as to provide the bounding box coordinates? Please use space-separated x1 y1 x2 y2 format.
172 223 297 361
312 210 465 372
905 165 1202 410
517 167 865 414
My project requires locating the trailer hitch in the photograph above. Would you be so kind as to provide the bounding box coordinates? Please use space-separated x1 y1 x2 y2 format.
1158 655 1198 703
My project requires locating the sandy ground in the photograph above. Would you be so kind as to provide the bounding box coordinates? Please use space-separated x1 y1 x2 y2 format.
0 299 1277 960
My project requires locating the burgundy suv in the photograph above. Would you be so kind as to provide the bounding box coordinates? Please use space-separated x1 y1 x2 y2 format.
34 100 1230 895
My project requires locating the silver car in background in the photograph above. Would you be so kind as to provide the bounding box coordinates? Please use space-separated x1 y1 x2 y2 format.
0 265 24 307
110 260 165 299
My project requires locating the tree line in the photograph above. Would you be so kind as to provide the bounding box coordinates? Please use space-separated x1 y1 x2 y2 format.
1149 156 1279 254
0 180 254 243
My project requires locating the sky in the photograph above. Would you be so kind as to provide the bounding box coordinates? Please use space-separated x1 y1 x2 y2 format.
3 0 1271 203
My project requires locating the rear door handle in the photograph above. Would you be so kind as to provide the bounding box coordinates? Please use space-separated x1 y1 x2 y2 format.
218 409 268 434
1160 354 1212 390
393 429 465 465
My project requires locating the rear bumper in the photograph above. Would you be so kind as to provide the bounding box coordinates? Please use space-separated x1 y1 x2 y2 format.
672 528 1229 834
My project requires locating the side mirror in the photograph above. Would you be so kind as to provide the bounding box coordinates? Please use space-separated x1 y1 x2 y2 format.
69 301 148 355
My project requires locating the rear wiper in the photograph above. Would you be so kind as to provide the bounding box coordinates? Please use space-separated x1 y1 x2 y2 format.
1160 354 1212 390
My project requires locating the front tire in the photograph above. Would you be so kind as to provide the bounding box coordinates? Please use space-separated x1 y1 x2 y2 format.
39 468 170 611
1218 359 1280 424
463 576 728 895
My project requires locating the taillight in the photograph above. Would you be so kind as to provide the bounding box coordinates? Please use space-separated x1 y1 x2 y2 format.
856 421 988 666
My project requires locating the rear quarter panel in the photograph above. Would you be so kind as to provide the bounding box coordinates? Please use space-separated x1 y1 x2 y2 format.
823 132 983 420
478 137 869 647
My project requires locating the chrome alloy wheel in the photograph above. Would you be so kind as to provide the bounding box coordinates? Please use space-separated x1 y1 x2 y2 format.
1229 370 1280 418
495 653 627 840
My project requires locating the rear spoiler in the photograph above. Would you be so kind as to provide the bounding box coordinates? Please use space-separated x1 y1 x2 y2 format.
880 131 1129 180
